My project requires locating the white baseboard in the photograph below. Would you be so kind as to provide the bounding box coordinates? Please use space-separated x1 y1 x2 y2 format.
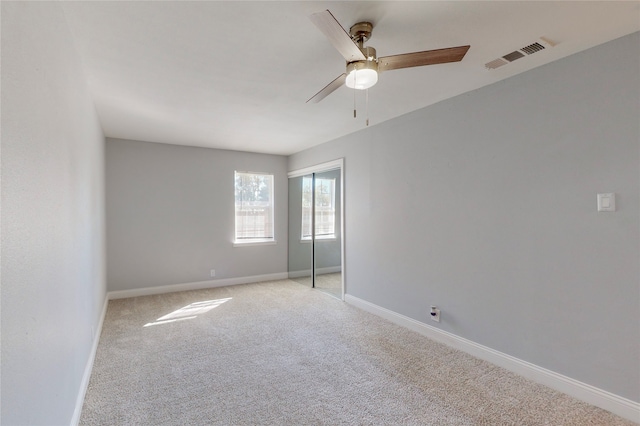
345 294 640 423
107 272 289 300
288 269 311 279
71 294 109 426
289 267 341 279
317 266 341 275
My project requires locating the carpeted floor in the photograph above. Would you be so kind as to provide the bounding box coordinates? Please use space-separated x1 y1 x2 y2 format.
80 279 635 425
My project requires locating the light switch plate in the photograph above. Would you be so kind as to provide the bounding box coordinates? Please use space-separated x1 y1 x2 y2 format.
597 193 615 212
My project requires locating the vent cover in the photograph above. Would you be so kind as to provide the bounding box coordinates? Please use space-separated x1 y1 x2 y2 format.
502 51 525 62
521 42 546 55
485 58 508 70
485 37 556 70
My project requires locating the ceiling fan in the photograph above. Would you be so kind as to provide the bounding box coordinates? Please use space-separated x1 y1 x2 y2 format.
307 10 470 103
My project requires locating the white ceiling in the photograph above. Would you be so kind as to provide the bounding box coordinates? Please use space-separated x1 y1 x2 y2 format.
61 1 640 156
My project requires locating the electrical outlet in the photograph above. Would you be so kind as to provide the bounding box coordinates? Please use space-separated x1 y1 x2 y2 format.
210 269 216 278
430 306 441 323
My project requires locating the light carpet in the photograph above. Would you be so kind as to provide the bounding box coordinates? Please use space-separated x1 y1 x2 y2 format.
81 279 634 425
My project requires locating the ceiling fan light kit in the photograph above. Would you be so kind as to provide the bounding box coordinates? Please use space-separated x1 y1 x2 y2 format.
345 46 378 90
345 65 378 90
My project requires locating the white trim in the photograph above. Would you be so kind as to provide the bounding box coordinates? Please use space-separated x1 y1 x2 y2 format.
287 158 343 178
344 294 640 423
338 161 345 301
288 269 312 279
233 239 277 247
107 272 289 300
288 267 342 279
71 295 109 425
317 266 342 275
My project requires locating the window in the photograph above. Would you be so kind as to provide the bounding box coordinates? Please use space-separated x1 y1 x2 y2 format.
301 176 336 240
234 171 275 244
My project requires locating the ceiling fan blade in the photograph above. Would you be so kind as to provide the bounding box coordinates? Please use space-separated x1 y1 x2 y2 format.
309 10 366 62
378 45 470 72
306 73 347 103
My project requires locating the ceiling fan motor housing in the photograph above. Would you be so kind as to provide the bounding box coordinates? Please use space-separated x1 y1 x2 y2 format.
346 46 378 70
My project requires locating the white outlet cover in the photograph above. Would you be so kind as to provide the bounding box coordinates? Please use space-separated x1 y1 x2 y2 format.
431 308 441 323
597 193 615 212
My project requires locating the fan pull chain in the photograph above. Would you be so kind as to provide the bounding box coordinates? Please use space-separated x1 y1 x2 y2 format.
353 72 357 118
353 89 356 118
366 88 369 127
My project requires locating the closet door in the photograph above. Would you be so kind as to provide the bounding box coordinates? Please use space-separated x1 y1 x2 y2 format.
287 174 313 287
288 159 344 299
313 169 342 298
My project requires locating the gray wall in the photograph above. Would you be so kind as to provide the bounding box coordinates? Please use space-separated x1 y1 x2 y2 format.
1 2 107 424
106 138 288 291
289 33 640 402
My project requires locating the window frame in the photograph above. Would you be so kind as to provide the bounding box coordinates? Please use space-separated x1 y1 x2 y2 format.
233 171 276 247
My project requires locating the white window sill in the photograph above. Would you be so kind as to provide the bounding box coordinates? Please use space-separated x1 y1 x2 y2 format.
233 239 277 247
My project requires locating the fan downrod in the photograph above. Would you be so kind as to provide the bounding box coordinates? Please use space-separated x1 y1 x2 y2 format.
349 22 373 47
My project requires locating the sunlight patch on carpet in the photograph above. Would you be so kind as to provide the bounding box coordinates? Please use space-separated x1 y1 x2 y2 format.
143 298 232 327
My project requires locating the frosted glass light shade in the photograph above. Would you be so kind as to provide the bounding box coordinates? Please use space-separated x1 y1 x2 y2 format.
345 68 378 90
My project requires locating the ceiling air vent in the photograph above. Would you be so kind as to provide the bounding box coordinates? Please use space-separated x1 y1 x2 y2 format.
521 42 546 55
485 37 556 70
502 50 525 62
485 58 508 70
